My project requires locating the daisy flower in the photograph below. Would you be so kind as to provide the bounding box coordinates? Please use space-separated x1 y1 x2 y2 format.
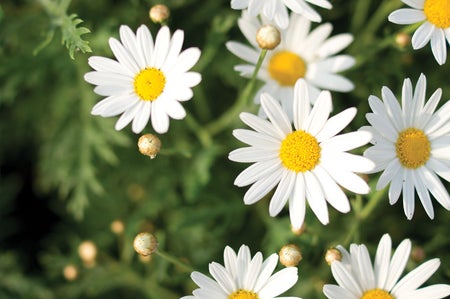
323 234 450 299
229 79 374 229
361 73 450 219
84 25 201 134
226 12 354 119
388 0 450 65
230 0 332 28
181 244 301 299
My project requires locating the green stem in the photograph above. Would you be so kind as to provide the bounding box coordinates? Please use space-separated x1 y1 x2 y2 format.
205 49 268 136
343 188 388 246
155 250 194 273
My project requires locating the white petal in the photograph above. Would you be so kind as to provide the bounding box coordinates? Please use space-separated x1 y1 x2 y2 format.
261 93 293 137
304 90 332 136
293 79 311 131
412 22 435 49
316 34 354 58
289 173 306 229
240 112 285 140
430 29 447 65
392 258 441 295
234 160 282 187
385 238 411 291
316 107 356 142
269 170 296 216
388 8 426 24
258 267 298 297
305 170 329 224
150 100 170 133
243 167 283 205
374 234 392 290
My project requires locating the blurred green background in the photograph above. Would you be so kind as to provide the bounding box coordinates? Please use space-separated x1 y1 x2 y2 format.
0 0 449 298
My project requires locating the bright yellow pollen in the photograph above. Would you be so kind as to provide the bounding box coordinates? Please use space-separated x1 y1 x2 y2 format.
424 0 450 28
268 50 307 86
228 290 259 299
360 289 395 299
133 67 166 101
395 128 431 169
279 130 321 172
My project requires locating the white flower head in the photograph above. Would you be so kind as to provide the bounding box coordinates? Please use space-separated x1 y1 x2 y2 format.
361 73 450 219
323 234 450 299
181 244 301 299
230 0 332 28
84 25 201 134
226 12 355 120
388 0 450 65
229 79 374 229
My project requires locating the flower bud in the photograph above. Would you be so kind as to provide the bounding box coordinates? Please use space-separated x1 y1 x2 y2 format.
149 4 170 24
78 241 97 267
110 219 125 235
133 232 158 256
290 223 306 236
325 247 342 265
279 244 302 267
395 32 411 48
138 133 161 159
256 24 281 50
63 264 78 281
411 246 426 263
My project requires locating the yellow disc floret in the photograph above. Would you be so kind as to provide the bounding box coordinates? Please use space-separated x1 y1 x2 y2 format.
360 289 395 299
268 51 307 86
395 128 431 169
279 130 321 172
228 290 259 299
424 0 450 28
134 67 166 101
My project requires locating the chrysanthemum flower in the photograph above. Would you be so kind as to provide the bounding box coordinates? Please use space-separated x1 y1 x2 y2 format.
361 73 450 219
181 244 301 299
229 79 373 229
323 234 450 299
84 25 201 134
230 0 332 28
226 12 354 119
388 0 450 65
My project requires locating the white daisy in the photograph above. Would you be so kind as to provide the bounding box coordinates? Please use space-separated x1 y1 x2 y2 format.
84 25 201 134
388 0 450 65
230 0 332 28
361 73 450 219
226 12 354 119
323 234 450 299
181 244 301 299
229 79 374 229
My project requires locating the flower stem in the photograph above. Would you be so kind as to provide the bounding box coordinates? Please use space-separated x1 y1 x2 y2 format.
205 49 268 136
155 249 194 272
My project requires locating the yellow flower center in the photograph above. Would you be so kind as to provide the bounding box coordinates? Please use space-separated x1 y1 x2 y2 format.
133 67 166 101
360 289 395 299
423 0 450 28
228 290 259 299
395 128 431 169
279 130 321 172
268 50 307 86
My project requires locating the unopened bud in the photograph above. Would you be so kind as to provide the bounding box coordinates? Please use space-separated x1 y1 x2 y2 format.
325 247 342 265
110 220 125 235
279 244 302 267
291 223 306 236
133 232 158 256
63 264 78 281
138 133 161 159
256 24 281 50
395 32 411 48
149 4 170 24
78 241 97 267
411 246 426 263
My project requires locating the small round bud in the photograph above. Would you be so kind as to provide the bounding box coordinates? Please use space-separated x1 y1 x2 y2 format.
256 25 281 50
411 246 426 263
78 241 97 267
279 244 302 267
138 133 161 159
149 4 170 24
63 264 78 281
325 247 342 265
291 223 306 236
110 220 125 235
395 32 411 48
133 232 158 256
